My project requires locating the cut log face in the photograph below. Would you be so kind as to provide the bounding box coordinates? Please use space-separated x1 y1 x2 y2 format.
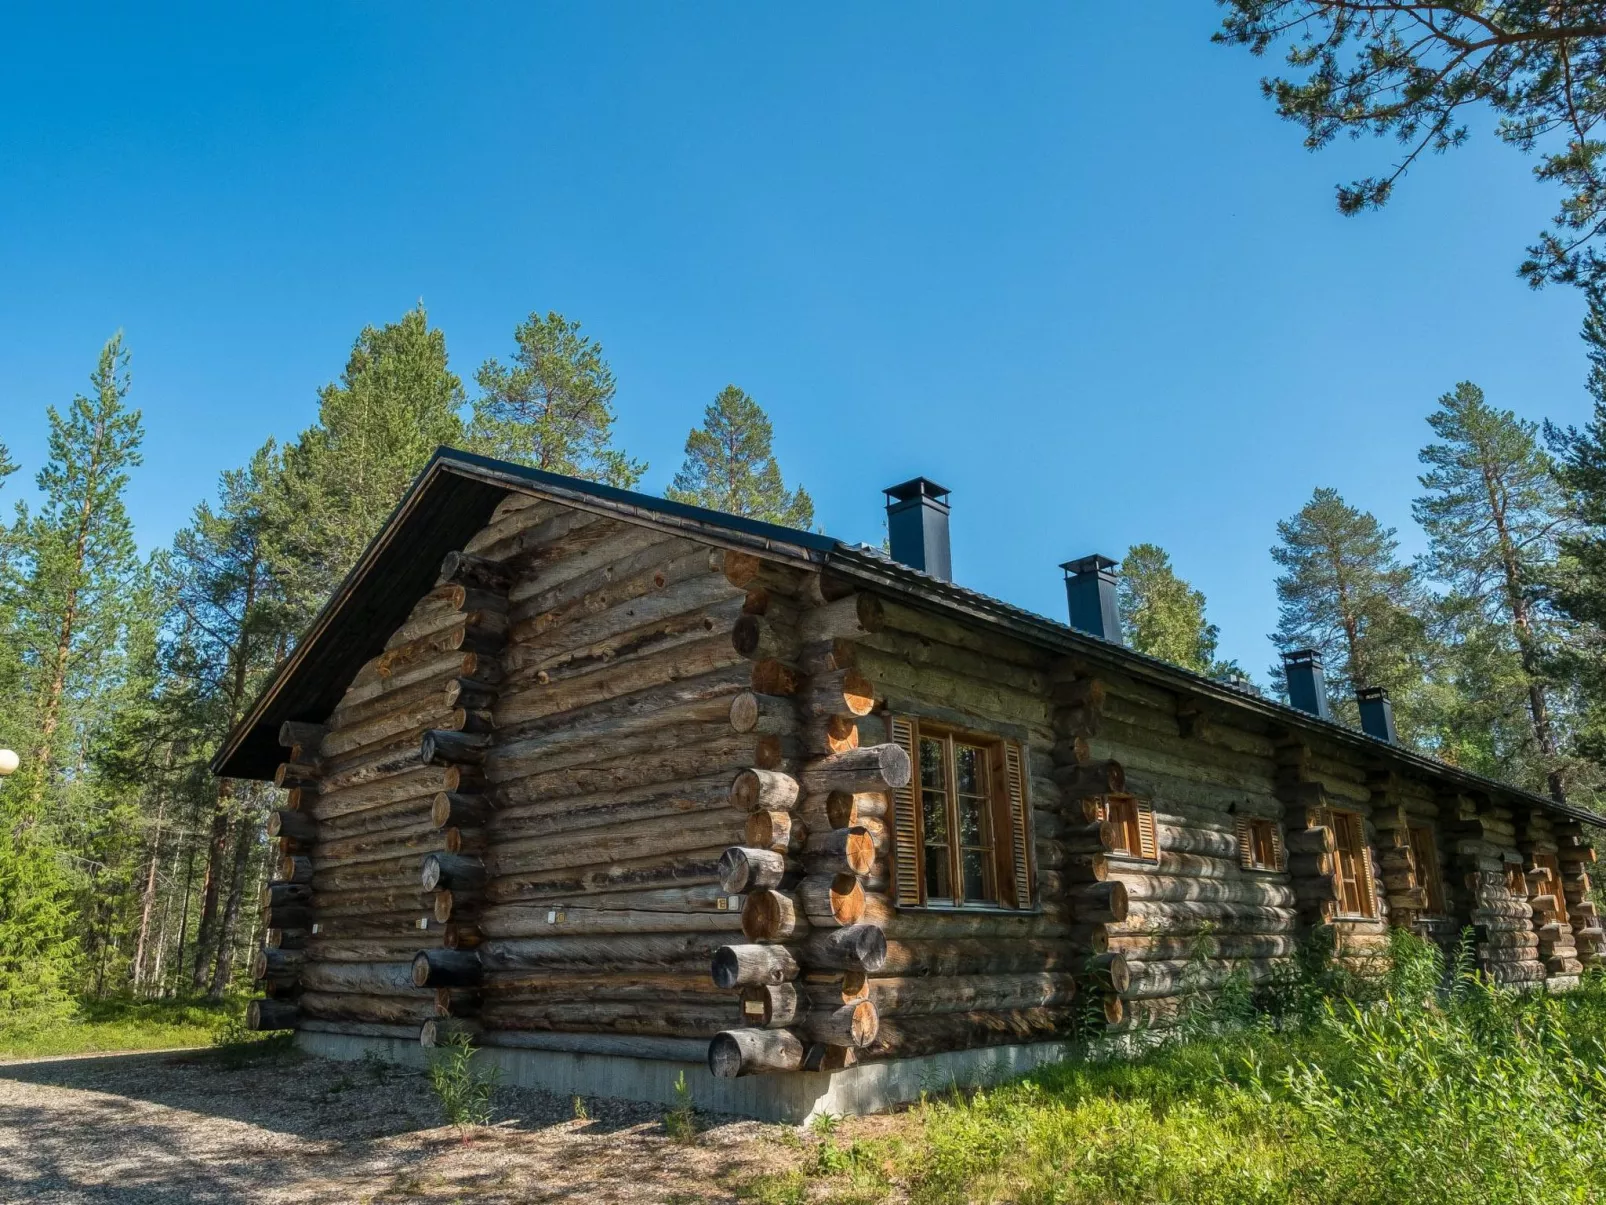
247 998 300 1031
800 745 912 795
412 948 484 988
730 768 801 812
718 846 793 893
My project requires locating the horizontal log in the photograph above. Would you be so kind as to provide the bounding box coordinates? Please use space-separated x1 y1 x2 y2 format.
478 932 728 973
800 745 911 795
247 998 299 1031
1053 760 1125 798
799 999 879 1047
746 809 805 854
411 949 483 988
420 729 491 766
278 855 314 885
718 846 793 893
709 1027 805 1077
798 594 884 643
728 691 798 736
1085 952 1132 994
798 874 865 926
806 669 876 720
1069 881 1128 924
300 991 437 1026
864 1008 1073 1060
268 809 319 843
712 943 801 989
299 961 419 994
799 924 888 972
730 768 801 812
742 889 807 941
801 827 876 877
421 852 485 893
867 973 1077 1017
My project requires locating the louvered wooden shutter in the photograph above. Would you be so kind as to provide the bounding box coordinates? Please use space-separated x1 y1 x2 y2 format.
1270 823 1286 872
888 714 922 906
1003 741 1033 909
1236 816 1253 871
1135 799 1158 863
1356 825 1378 918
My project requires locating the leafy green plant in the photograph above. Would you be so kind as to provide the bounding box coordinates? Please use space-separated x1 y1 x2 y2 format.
663 1069 698 1141
426 1031 498 1137
571 1093 589 1121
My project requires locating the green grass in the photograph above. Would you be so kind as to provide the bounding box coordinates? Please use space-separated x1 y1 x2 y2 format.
0 995 240 1059
742 932 1606 1205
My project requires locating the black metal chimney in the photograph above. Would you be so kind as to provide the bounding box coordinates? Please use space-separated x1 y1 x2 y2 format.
1282 649 1332 721
884 478 952 581
1061 555 1122 643
1357 686 1398 744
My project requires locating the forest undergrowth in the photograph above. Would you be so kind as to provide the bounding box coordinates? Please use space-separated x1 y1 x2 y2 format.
742 930 1606 1205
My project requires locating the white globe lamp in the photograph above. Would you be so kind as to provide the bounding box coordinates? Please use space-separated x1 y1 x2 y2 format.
0 749 18 777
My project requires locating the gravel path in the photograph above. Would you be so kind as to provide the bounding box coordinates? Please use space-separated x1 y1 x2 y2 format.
0 1044 796 1203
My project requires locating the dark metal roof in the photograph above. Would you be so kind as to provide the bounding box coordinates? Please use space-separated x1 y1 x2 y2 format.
212 448 1606 830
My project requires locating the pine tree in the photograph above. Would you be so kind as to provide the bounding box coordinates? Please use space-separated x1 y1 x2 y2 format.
270 306 465 623
469 312 644 488
1414 382 1571 799
1545 295 1606 791
166 445 288 994
1116 543 1236 677
666 385 814 526
9 334 144 811
1269 487 1424 728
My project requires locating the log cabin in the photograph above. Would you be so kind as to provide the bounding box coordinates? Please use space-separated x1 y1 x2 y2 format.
214 448 1606 1120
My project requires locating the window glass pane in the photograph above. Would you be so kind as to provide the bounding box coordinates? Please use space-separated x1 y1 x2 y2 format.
955 744 981 795
920 738 944 791
961 848 988 901
922 790 949 844
924 842 951 900
957 795 984 845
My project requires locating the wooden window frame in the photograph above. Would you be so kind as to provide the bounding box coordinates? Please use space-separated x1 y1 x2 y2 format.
1407 824 1446 914
1104 794 1158 864
889 715 1034 911
1328 809 1378 920
1237 816 1285 873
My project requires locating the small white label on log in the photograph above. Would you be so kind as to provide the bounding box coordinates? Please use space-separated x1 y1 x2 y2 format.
744 1000 764 1015
547 910 556 923
416 917 429 930
311 923 321 935
728 896 741 911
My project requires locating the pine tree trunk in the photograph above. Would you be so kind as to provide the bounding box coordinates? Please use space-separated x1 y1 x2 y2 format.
129 796 166 990
149 826 183 998
191 779 234 991
208 814 254 999
1484 464 1565 801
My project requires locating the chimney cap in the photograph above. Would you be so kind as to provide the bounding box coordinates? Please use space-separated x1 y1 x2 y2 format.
1282 648 1323 669
1059 554 1118 577
884 477 950 504
1356 685 1389 703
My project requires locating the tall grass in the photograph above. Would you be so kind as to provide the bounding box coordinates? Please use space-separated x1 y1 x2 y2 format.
752 931 1606 1205
0 995 238 1058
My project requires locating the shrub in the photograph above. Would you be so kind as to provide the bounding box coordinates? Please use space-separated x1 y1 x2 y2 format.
426 1032 498 1135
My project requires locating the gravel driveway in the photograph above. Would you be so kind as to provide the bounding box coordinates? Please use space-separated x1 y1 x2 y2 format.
0 1044 793 1203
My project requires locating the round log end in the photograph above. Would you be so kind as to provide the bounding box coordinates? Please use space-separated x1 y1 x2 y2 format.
718 847 752 894
848 999 879 1046
421 854 444 892
411 952 433 988
828 874 865 925
730 769 761 811
878 743 912 790
729 692 760 733
842 670 876 717
251 948 269 980
732 614 763 659
711 947 741 991
842 827 875 876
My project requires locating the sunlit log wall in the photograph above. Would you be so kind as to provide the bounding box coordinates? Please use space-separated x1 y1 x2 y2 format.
245 489 1603 1063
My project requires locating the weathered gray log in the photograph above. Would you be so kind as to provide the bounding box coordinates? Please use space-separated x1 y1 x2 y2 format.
728 692 798 736
274 762 320 791
251 947 303 987
729 768 800 812
444 677 500 712
277 855 314 885
806 669 876 720
268 809 319 843
739 982 803 1027
800 1000 879 1047
1285 826 1337 856
708 1028 805 1077
278 721 330 753
411 949 483 987
432 791 492 830
421 853 485 893
799 924 888 972
798 594 884 643
1069 880 1128 923
261 882 312 909
732 615 799 663
1084 952 1132 994
711 943 801 989
800 745 911 795
439 550 513 593
266 927 308 950
420 729 492 766
718 846 794 893
247 998 300 1031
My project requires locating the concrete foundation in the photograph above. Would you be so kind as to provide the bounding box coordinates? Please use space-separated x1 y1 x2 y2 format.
295 1030 1074 1123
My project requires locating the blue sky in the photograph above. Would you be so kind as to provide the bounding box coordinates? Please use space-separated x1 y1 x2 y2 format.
0 3 1593 679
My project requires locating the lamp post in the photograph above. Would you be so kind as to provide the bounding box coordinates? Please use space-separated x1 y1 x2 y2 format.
0 749 19 777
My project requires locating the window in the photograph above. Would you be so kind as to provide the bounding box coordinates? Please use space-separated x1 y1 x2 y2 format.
1102 794 1158 862
1533 853 1569 924
889 716 1033 909
1407 825 1445 913
1328 810 1377 918
1237 816 1285 872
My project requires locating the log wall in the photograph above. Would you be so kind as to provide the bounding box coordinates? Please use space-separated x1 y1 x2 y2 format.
244 499 1603 1068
